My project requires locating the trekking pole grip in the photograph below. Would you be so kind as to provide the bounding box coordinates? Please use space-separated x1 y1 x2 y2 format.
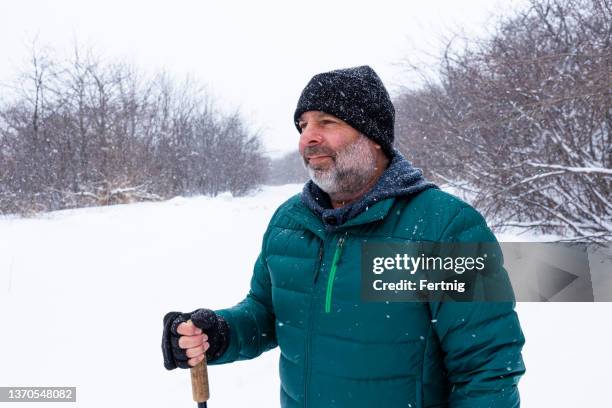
191 356 209 406
189 319 209 407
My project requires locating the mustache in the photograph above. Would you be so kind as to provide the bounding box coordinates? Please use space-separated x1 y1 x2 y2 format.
303 145 336 158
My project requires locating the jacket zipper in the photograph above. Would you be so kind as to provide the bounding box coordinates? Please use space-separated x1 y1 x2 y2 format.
304 239 325 407
325 233 347 313
312 242 324 284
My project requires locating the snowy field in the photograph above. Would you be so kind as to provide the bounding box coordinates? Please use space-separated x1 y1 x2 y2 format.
1 184 610 407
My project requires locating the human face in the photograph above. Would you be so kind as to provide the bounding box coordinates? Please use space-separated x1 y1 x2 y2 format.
298 111 361 169
297 111 378 194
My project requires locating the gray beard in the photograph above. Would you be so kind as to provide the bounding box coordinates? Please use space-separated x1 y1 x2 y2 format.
305 134 377 195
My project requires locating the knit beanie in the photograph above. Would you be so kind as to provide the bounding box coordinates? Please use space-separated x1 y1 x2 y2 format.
293 65 395 157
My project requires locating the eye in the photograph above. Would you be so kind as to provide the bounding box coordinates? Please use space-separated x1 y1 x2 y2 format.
298 122 307 130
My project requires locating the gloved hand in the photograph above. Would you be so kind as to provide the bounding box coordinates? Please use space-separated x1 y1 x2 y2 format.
162 308 230 370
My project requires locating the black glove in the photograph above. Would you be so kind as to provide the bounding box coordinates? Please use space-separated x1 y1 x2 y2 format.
162 308 230 370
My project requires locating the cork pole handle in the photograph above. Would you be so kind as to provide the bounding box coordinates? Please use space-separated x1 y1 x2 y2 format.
188 319 209 406
190 356 209 403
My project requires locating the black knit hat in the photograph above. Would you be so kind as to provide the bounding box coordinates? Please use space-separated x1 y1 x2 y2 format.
294 65 395 157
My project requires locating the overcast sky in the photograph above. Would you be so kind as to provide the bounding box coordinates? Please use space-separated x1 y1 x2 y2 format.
0 0 526 157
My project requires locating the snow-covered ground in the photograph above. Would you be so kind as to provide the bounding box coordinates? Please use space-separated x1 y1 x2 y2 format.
1 184 610 407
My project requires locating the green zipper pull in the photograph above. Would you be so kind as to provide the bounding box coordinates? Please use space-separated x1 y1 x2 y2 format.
325 234 347 313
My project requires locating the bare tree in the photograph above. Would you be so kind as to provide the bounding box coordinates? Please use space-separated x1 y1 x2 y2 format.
0 45 267 214
396 0 611 242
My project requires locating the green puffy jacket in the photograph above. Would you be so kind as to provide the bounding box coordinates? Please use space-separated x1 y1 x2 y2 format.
211 188 526 408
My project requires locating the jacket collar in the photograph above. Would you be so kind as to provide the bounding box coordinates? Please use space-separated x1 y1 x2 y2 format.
298 149 437 234
287 196 396 239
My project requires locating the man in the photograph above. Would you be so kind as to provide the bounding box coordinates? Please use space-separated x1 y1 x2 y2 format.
162 66 526 407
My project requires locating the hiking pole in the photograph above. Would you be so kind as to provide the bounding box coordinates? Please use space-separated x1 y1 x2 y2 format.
189 321 210 408
191 358 209 407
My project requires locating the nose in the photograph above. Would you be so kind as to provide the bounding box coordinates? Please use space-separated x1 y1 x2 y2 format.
299 123 323 150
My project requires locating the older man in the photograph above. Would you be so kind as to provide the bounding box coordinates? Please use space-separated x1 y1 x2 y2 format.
162 66 526 408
